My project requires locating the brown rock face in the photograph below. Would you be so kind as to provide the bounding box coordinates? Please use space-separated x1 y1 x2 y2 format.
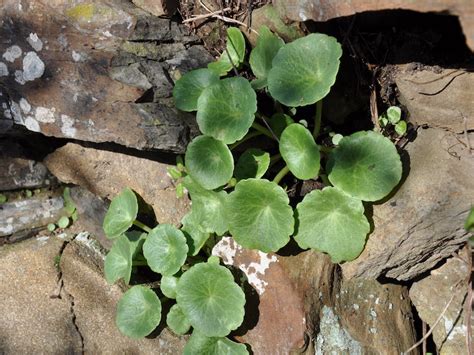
0 0 211 153
44 143 190 226
273 0 474 51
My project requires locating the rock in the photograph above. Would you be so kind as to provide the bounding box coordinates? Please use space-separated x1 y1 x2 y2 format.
0 236 83 353
0 140 54 190
410 247 472 354
395 66 474 133
0 0 212 153
342 128 474 280
60 232 186 353
0 195 64 237
132 0 178 17
44 143 190 226
273 0 474 51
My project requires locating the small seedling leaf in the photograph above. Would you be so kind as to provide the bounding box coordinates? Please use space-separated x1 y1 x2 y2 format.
395 120 407 136
167 167 182 180
208 28 246 76
63 187 76 215
295 187 370 262
197 77 257 144
176 263 246 337
47 223 56 232
184 330 249 355
57 216 70 229
173 68 220 112
185 136 234 190
103 188 138 238
234 148 270 180
227 179 294 252
161 275 179 299
387 106 402 124
249 26 284 87
269 113 294 138
116 286 161 338
327 131 402 201
268 33 342 107
331 134 343 145
167 304 191 335
279 123 320 180
143 224 188 276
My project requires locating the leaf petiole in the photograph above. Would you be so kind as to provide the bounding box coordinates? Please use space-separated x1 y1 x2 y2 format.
273 165 290 184
252 122 274 139
229 131 262 150
313 100 323 138
133 220 152 233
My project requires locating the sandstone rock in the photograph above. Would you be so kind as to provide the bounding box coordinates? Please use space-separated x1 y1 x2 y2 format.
44 143 190 226
0 195 64 237
132 0 178 17
0 0 211 153
0 236 83 353
273 0 474 51
410 247 472 354
395 66 474 133
342 128 474 280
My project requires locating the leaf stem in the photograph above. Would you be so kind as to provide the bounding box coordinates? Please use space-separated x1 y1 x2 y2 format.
319 173 331 186
252 122 274 139
319 145 333 154
132 260 148 266
273 165 290 184
313 100 323 138
229 131 262 150
133 220 152 233
269 153 282 167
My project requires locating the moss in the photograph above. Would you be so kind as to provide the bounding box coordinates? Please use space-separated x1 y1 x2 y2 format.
121 41 160 59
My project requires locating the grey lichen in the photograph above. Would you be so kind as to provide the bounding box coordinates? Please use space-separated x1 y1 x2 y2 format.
23 52 45 81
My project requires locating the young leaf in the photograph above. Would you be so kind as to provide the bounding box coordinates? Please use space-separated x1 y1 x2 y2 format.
57 216 70 229
208 27 246 76
47 223 56 232
387 106 402 124
181 210 211 256
161 275 179 299
268 113 294 138
184 330 249 355
294 187 370 263
185 136 234 190
63 187 76 215
226 179 294 252
182 176 229 236
104 231 145 284
268 33 342 107
331 133 343 146
279 123 320 180
249 26 284 88
327 131 402 202
176 263 246 337
103 188 138 238
116 286 162 338
395 120 407 136
143 224 188 276
234 148 270 180
167 304 191 335
173 68 220 112
197 77 257 144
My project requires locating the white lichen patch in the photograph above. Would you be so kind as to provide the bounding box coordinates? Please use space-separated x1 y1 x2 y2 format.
27 33 43 51
239 251 278 295
74 232 105 261
353 304 360 311
23 52 45 81
72 50 86 62
369 309 377 319
388 303 393 310
35 106 56 123
14 70 26 85
0 62 8 76
24 116 41 132
369 327 377 334
3 45 22 62
10 101 23 123
19 98 31 114
447 324 467 341
212 236 242 265
60 114 76 137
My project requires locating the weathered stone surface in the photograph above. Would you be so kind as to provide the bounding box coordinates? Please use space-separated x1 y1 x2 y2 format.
0 0 211 153
410 247 472 354
0 140 53 190
132 0 178 17
60 232 186 353
342 128 473 280
0 195 64 237
44 143 190 226
273 0 474 51
395 66 474 133
0 236 83 353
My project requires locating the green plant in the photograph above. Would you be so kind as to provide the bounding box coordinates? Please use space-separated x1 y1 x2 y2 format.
103 26 403 351
49 187 78 232
379 105 407 136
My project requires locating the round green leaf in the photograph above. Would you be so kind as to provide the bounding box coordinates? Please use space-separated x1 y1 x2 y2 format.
176 263 245 337
181 211 211 256
116 286 162 338
387 106 401 124
208 27 246 76
184 330 249 355
143 224 188 276
103 188 138 238
226 179 294 252
160 275 179 299
47 223 56 232
268 113 294 138
197 77 257 144
295 187 370 263
173 68 220 112
185 136 234 190
279 123 320 180
57 216 70 229
249 26 284 87
234 148 270 180
167 304 191 335
327 131 402 201
395 120 407 136
268 33 342 107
